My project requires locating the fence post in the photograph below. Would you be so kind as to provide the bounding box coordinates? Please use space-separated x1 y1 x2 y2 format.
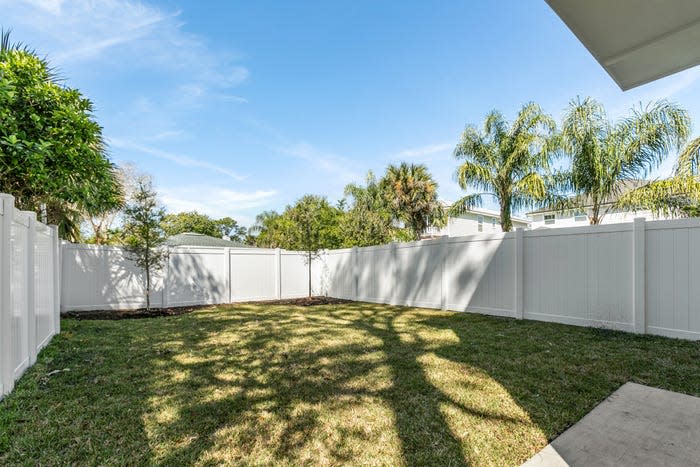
162 250 170 308
515 228 524 319
440 236 449 311
224 247 232 303
633 218 646 334
0 194 15 396
50 225 60 335
390 242 398 305
352 246 358 301
275 248 282 299
25 212 37 365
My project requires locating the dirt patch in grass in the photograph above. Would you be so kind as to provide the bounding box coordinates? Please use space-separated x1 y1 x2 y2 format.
61 305 212 320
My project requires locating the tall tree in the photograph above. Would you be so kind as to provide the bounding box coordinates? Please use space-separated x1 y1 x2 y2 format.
249 198 344 251
122 177 168 311
556 97 690 224
216 217 247 242
452 102 558 231
342 171 399 246
0 30 122 239
288 196 328 297
381 163 445 240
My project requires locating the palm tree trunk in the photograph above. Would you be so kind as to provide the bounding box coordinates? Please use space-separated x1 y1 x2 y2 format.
590 196 601 225
500 195 513 232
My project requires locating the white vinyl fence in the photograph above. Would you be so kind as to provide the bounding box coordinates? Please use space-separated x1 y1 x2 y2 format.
61 244 324 311
58 216 700 341
9 195 699 401
0 194 61 398
324 217 700 341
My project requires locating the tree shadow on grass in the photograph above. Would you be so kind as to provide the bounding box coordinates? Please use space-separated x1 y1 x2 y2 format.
8 302 698 466
420 310 700 447
136 303 503 465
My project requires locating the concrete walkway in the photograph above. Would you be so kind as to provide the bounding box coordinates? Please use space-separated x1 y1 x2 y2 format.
522 382 700 466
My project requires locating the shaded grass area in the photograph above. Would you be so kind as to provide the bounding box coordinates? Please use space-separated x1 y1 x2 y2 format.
1 302 699 466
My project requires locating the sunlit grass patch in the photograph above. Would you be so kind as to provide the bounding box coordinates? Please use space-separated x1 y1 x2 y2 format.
1 302 699 466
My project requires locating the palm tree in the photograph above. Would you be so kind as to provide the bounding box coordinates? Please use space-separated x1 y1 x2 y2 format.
556 97 690 224
381 163 445 240
615 135 700 217
342 171 397 246
452 102 558 231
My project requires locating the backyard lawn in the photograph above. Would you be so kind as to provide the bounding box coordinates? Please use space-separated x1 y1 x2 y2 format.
1 303 699 466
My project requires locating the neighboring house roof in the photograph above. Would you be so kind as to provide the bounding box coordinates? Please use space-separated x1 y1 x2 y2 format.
526 180 648 216
440 201 530 224
165 232 249 248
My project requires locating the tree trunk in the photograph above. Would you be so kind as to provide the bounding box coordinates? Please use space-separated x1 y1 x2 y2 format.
590 196 601 225
500 198 513 232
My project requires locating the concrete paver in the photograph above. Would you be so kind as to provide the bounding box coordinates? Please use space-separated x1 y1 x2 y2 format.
522 382 700 467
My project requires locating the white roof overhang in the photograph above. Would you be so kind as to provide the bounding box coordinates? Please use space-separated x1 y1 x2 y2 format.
546 0 700 90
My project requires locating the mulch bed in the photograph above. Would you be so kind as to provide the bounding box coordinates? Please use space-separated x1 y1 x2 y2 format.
247 296 352 307
62 296 352 320
61 305 211 321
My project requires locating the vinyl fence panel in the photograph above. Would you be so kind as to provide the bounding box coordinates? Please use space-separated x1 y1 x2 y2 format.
229 248 278 301
61 244 159 311
318 218 700 341
0 194 60 399
645 219 700 339
522 225 633 330
446 234 516 316
34 224 56 351
280 251 312 298
165 248 227 307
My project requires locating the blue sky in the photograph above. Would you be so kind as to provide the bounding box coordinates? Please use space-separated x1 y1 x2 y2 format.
4 0 700 225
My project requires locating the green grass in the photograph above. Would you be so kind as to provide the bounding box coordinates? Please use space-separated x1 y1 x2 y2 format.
1 303 699 466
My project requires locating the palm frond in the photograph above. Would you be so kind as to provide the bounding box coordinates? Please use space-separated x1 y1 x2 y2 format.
448 194 486 216
675 136 700 176
454 160 494 192
616 100 690 178
614 176 700 216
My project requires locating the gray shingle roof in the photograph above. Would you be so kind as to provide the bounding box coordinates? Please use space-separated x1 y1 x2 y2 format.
527 180 648 215
165 232 249 248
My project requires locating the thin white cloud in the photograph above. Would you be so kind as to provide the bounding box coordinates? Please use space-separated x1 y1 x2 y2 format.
2 0 248 98
146 129 186 142
109 138 247 181
24 0 64 14
276 142 363 188
395 142 454 159
159 185 277 224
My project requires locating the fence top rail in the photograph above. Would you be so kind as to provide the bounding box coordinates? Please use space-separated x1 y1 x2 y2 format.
326 248 353 255
645 217 700 230
342 231 515 255
524 223 632 238
62 242 310 257
12 212 31 228
35 223 52 235
523 217 700 238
